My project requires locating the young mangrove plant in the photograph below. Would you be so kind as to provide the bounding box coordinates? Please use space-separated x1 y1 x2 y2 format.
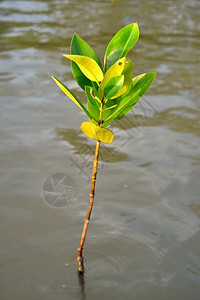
52 23 156 273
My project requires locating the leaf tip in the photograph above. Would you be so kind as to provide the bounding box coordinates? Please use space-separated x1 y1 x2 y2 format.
72 32 78 39
151 71 157 79
62 53 70 59
51 75 56 82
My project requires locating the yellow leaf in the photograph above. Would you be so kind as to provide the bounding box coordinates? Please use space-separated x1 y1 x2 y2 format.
81 122 114 143
63 54 104 84
51 76 82 109
51 76 93 120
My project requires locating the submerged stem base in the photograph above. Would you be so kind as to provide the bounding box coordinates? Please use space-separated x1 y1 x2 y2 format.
77 255 84 273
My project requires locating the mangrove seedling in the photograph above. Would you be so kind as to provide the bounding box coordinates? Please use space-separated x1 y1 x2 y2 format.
52 23 156 273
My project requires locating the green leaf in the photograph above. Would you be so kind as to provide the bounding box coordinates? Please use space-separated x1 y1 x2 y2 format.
102 118 114 128
71 34 102 67
87 85 101 104
104 75 124 99
63 54 104 84
103 104 117 111
85 86 100 123
104 23 139 70
99 57 133 99
116 72 156 119
99 57 126 98
51 76 92 120
70 33 103 90
103 72 156 126
81 122 114 143
101 99 118 124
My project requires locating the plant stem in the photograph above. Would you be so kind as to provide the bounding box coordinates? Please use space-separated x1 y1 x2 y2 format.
77 140 101 273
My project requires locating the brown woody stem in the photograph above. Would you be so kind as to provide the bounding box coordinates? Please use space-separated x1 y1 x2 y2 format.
77 140 101 273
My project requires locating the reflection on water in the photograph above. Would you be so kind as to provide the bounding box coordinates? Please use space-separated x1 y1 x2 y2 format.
189 204 200 218
78 272 86 300
56 128 130 163
0 0 200 299
113 105 200 137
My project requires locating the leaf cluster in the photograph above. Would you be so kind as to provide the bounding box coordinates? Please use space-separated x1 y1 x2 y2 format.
52 23 156 143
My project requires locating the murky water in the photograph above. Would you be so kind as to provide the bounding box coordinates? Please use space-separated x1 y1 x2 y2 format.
0 0 200 299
